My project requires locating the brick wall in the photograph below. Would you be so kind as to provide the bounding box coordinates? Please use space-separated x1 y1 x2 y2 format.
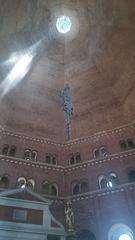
0 124 135 239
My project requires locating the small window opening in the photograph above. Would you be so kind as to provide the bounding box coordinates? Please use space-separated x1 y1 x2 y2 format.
0 176 9 188
51 185 58 196
46 155 57 165
46 155 51 164
52 156 56 165
73 184 79 195
27 179 35 190
9 146 16 157
24 150 31 160
42 182 50 195
70 153 81 165
100 178 108 189
31 151 37 161
127 139 135 149
109 173 118 186
81 182 88 193
94 149 99 158
120 141 128 151
17 177 26 188
76 154 81 163
100 146 108 157
70 156 75 165
2 145 9 155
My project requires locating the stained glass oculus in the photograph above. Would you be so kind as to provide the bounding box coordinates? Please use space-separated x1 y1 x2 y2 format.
56 16 72 34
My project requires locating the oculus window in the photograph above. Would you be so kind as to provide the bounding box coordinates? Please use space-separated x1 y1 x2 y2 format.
56 16 72 34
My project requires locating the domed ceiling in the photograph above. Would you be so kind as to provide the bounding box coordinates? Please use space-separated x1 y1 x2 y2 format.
0 0 135 141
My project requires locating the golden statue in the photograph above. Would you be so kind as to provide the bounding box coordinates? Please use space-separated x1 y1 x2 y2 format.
65 200 74 231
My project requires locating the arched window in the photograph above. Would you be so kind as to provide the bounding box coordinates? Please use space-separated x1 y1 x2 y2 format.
93 149 99 158
69 153 81 165
100 146 108 157
99 175 108 189
120 141 128 151
42 182 50 195
80 181 89 193
42 182 58 196
99 173 118 189
24 149 31 160
16 177 26 188
27 179 35 190
0 176 9 188
109 173 118 186
51 184 58 196
94 147 108 158
31 151 37 161
101 178 108 188
9 146 16 157
72 184 80 195
46 154 57 165
46 155 51 164
128 170 135 182
75 153 81 163
127 139 135 149
70 155 75 165
2 145 9 155
77 230 96 240
52 156 57 165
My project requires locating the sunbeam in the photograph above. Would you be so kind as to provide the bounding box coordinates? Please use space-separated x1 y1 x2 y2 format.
0 40 42 97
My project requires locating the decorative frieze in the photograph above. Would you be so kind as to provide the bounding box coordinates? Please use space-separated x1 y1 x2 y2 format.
0 121 135 147
0 148 135 172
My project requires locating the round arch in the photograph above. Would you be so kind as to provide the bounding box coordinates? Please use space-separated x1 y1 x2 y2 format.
27 178 35 190
98 175 107 189
80 179 89 193
108 224 134 240
51 184 58 196
16 177 27 188
0 175 9 188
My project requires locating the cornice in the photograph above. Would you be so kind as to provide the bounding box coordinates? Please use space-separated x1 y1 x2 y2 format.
0 121 135 147
0 155 65 172
64 149 135 171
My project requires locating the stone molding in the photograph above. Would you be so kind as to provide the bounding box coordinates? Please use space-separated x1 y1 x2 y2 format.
0 121 135 147
19 182 135 203
1 178 135 204
0 149 135 172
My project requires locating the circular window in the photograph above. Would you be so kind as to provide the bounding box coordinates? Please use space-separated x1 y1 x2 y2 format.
119 234 132 240
108 224 134 240
56 16 72 34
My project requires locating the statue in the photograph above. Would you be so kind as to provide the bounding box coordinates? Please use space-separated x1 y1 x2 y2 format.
65 200 74 231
